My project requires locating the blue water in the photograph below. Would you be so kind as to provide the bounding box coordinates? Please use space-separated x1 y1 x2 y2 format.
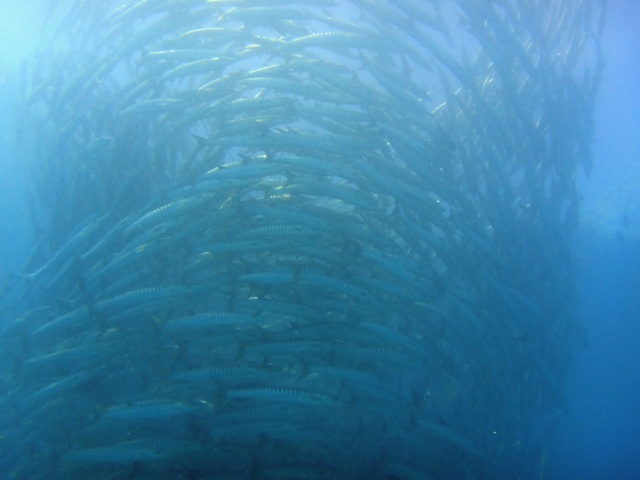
1 1 638 478
549 232 640 479
546 2 640 477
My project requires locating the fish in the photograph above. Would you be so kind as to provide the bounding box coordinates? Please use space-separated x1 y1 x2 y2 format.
0 0 606 479
100 398 214 420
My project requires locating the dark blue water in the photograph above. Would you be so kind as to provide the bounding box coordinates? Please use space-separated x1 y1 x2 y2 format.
549 232 640 479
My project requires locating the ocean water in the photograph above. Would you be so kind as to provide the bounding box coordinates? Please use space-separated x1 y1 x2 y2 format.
0 1 637 478
547 2 640 477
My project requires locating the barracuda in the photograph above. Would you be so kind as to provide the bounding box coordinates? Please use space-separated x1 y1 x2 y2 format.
102 398 212 420
5 0 604 478
227 386 341 408
30 306 91 338
164 312 261 333
23 214 106 279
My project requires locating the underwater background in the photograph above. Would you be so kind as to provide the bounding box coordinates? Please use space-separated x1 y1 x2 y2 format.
0 1 637 478
547 1 640 477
